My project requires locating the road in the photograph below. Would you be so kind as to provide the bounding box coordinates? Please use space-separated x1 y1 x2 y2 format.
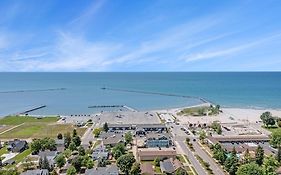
81 115 102 146
176 140 208 175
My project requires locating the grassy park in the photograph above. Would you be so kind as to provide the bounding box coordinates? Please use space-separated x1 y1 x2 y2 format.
177 105 221 116
0 116 86 139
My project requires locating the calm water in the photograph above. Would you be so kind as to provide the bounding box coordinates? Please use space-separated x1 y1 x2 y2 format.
0 72 280 116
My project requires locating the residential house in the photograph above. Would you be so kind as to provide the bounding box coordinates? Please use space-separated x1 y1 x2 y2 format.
7 139 28 153
102 133 124 147
38 150 58 169
55 139 65 153
160 158 184 174
21 169 49 175
92 144 109 160
137 148 177 161
85 165 119 175
140 162 155 175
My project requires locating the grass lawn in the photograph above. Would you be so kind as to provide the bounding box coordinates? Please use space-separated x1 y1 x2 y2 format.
0 145 8 156
263 126 280 133
0 116 59 125
14 147 32 164
0 123 87 139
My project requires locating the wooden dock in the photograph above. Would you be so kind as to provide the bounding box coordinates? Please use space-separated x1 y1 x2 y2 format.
19 105 47 115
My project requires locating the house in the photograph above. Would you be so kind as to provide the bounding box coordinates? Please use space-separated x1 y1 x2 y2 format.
137 148 177 161
21 169 49 175
38 150 58 168
102 133 124 147
92 144 109 160
7 139 28 153
85 165 119 175
140 162 155 175
55 139 65 153
160 158 184 174
144 133 172 148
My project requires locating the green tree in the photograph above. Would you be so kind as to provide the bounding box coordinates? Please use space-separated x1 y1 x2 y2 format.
71 156 83 172
199 130 207 142
112 143 126 159
57 133 63 139
69 142 77 151
130 162 141 175
39 156 50 170
0 169 19 175
78 146 85 156
262 155 279 175
224 148 239 175
97 158 107 167
125 132 133 145
153 157 160 166
86 158 94 169
117 154 136 175
236 162 263 175
103 122 109 132
278 121 281 128
93 128 102 137
72 136 81 147
64 132 72 148
270 131 281 148
211 121 222 134
55 153 66 168
175 168 188 175
277 146 281 162
260 111 275 127
255 145 264 166
72 129 77 137
30 139 42 154
243 149 252 164
66 166 76 175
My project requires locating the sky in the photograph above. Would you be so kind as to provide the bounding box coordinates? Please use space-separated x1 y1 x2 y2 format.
0 0 281 72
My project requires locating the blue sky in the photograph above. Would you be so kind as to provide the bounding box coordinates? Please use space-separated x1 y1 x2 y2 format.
0 0 281 72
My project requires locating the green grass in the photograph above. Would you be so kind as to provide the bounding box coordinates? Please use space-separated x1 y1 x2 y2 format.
14 147 32 164
177 155 187 163
263 126 280 133
177 106 210 116
0 145 8 156
0 123 86 139
154 166 162 174
0 116 59 125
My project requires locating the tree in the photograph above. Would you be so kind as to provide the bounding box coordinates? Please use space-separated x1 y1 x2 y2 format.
55 153 66 168
236 162 263 175
260 111 275 127
211 121 222 135
117 154 136 175
199 130 206 142
72 136 81 147
71 156 83 172
153 157 160 166
39 156 50 170
93 128 102 137
185 138 190 143
125 132 133 145
57 133 63 139
64 132 72 148
255 145 264 166
0 169 19 175
69 142 77 151
67 166 76 175
97 158 107 167
31 139 42 154
278 121 281 128
130 162 141 175
262 155 279 175
86 158 94 169
78 146 85 156
277 146 281 162
243 149 252 164
72 129 77 137
175 168 188 175
112 143 126 159
270 131 281 148
103 122 109 132
224 148 239 175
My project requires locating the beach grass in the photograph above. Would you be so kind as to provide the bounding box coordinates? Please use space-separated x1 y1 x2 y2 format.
0 123 87 139
0 145 8 156
0 115 59 125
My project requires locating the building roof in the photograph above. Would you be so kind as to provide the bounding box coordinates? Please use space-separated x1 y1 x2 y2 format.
7 139 28 152
38 150 58 158
160 159 175 173
140 163 154 175
145 133 171 140
207 135 270 143
138 148 177 157
21 169 49 175
102 134 124 145
85 165 119 175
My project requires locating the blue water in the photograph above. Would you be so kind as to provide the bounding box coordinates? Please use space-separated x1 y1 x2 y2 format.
0 72 280 116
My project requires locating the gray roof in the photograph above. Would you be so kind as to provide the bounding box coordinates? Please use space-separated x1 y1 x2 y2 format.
8 139 28 152
21 169 49 175
38 150 57 158
102 134 124 145
145 133 171 140
85 165 119 175
160 159 175 173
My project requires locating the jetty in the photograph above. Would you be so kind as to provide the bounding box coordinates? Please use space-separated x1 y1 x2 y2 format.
88 105 137 112
19 105 47 115
0 88 66 94
101 87 210 103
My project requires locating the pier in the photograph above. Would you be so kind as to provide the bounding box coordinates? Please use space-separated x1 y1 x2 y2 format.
0 88 66 94
19 105 47 115
101 87 210 103
88 105 138 112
